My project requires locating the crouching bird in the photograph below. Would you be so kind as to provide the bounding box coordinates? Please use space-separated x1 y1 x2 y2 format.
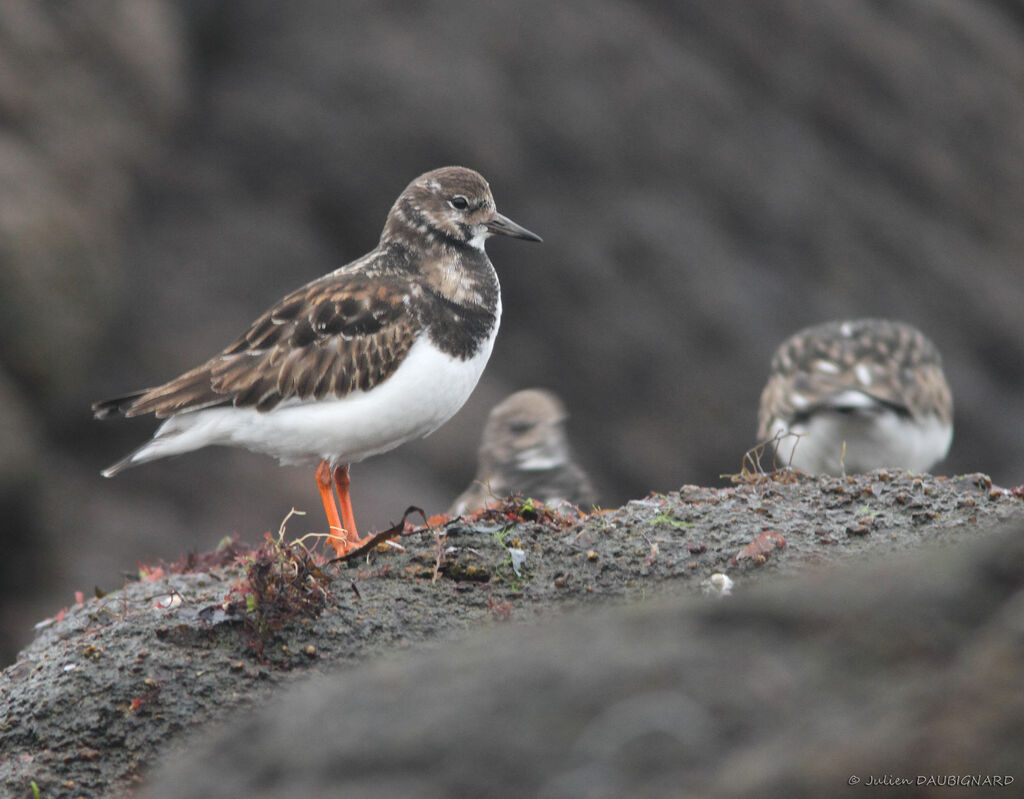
757 319 952 476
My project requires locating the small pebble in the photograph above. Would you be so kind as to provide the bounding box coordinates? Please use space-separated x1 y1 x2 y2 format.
702 573 734 598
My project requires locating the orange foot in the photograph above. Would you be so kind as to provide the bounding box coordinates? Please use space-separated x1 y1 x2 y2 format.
315 461 375 557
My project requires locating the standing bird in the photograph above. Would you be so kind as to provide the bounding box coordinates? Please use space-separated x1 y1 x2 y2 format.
449 388 596 516
93 167 541 556
757 319 953 476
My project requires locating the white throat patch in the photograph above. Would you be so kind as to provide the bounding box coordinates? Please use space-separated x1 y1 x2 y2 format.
467 227 489 251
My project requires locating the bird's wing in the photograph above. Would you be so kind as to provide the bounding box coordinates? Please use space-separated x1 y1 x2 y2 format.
97 272 423 419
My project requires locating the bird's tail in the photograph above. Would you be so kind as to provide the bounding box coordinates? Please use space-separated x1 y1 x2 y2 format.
94 390 162 476
101 446 149 478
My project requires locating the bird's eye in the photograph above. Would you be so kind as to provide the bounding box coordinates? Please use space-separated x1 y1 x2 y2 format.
449 195 470 210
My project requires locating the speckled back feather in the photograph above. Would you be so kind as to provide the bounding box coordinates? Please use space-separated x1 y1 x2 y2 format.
757 319 952 441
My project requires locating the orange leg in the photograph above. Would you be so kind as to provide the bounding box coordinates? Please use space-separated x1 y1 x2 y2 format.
315 460 371 557
315 460 345 553
332 464 359 542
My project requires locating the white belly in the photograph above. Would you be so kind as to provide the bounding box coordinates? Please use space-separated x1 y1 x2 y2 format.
770 408 952 476
135 325 498 468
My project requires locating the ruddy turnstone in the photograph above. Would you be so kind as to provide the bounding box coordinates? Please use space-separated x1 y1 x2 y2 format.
449 388 596 515
93 166 541 556
757 319 953 475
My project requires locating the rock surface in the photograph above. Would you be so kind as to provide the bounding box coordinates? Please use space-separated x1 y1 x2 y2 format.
1 472 1022 797
145 519 1024 799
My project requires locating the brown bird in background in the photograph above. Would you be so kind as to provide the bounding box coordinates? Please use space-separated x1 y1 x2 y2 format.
450 388 596 515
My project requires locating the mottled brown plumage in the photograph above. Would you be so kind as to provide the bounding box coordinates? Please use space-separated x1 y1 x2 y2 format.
757 319 952 439
96 276 420 420
93 167 539 426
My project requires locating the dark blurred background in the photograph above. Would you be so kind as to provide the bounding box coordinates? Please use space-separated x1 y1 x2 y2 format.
1 0 1022 664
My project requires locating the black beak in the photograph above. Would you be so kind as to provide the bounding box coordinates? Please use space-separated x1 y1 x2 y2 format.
486 212 542 242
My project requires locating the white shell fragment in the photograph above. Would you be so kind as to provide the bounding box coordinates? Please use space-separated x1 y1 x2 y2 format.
701 572 734 598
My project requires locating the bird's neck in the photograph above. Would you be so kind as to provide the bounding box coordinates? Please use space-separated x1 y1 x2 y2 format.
424 247 498 311
377 231 498 313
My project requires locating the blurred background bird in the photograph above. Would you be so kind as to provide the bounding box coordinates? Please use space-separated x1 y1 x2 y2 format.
449 389 596 515
757 319 953 476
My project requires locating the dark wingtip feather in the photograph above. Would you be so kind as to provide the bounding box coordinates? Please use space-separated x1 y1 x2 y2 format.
92 392 147 420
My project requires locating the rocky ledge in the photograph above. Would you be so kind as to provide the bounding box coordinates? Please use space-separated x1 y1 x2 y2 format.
1 471 1022 798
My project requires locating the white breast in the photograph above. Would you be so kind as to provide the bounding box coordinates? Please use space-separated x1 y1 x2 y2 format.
770 405 952 476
